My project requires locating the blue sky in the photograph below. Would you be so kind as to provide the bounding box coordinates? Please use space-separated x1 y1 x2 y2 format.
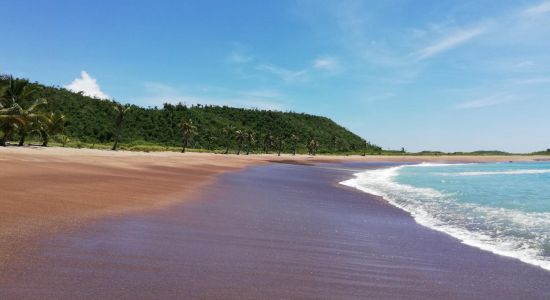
2 0 550 152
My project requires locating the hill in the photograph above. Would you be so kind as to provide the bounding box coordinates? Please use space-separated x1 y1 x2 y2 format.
0 75 379 154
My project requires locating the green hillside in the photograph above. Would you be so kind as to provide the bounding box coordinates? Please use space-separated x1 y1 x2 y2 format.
0 75 380 154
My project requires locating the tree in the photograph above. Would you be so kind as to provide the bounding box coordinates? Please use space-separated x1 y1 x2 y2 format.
223 124 235 154
362 140 367 156
16 98 50 146
39 112 66 147
0 118 16 146
16 121 32 146
275 136 285 156
178 118 196 153
0 76 39 146
207 135 217 151
0 85 6 105
0 75 380 152
262 133 273 154
235 130 246 155
2 76 37 106
290 134 299 156
307 138 319 156
56 134 70 147
111 102 130 151
245 130 255 155
0 85 10 130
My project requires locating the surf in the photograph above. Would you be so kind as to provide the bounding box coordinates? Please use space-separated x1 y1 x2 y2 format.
341 162 550 271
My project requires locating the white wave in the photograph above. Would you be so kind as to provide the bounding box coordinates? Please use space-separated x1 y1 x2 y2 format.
409 162 475 168
437 169 550 176
340 165 550 272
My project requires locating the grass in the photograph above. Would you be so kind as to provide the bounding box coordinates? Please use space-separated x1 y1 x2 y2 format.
4 137 549 156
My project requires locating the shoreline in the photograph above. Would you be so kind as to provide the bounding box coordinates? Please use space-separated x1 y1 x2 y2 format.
340 163 550 272
2 160 549 298
1 147 550 296
1 146 546 260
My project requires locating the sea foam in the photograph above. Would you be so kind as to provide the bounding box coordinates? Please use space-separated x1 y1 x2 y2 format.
437 169 550 176
340 163 550 271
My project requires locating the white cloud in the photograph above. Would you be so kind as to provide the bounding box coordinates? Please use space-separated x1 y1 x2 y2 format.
229 51 252 64
65 71 109 99
257 64 308 82
228 51 253 64
313 56 340 70
416 25 489 60
227 43 254 63
455 94 515 109
522 1 550 16
513 77 550 84
514 60 535 68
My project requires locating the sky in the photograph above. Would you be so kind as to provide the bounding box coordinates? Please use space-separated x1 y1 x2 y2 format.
1 0 550 152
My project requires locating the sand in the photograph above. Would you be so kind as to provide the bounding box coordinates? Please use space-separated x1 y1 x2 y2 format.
0 147 262 264
1 160 549 299
1 146 548 298
0 147 544 254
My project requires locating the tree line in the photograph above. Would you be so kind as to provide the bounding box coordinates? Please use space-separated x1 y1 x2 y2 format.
0 75 382 155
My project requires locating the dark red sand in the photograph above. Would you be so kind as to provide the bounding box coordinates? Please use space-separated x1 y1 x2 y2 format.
1 162 549 299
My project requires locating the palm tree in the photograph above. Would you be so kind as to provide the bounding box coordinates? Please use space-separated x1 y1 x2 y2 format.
207 135 217 151
245 130 255 155
290 134 299 156
0 94 18 146
0 105 19 143
262 133 273 154
0 85 8 120
235 130 246 155
178 118 196 153
223 124 235 154
0 84 6 102
275 136 285 156
0 77 41 146
15 98 49 146
307 138 319 156
58 134 70 147
16 121 32 146
362 140 367 156
2 76 37 106
38 112 66 147
0 119 16 146
111 102 130 151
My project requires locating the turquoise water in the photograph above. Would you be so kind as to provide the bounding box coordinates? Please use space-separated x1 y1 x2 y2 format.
341 161 550 271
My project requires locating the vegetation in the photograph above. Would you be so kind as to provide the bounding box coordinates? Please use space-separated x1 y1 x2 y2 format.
0 76 66 147
111 103 130 151
530 149 550 155
39 112 66 147
245 130 255 155
307 138 319 156
0 74 380 155
178 118 197 153
3 75 547 156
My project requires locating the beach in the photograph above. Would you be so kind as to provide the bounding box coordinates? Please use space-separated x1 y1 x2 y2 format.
1 147 549 299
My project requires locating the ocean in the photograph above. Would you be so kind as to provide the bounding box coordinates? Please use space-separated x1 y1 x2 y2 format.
341 161 550 271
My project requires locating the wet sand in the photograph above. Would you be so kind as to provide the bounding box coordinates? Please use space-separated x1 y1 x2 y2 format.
1 161 549 299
